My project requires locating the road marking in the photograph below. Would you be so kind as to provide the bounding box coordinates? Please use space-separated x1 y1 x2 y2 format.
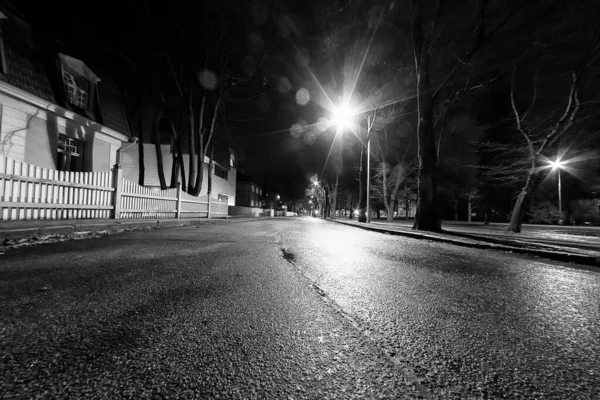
270 218 302 237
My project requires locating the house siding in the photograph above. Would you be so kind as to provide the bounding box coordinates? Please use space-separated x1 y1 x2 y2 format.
0 88 125 171
121 144 236 205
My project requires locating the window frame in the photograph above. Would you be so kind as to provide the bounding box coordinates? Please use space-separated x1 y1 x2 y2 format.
62 69 90 111
214 164 228 180
57 134 84 172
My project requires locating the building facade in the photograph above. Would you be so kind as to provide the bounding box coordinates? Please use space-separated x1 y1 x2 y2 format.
0 6 130 172
236 172 264 208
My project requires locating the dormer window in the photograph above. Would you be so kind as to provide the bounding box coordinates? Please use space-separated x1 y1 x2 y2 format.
62 70 89 110
58 54 100 116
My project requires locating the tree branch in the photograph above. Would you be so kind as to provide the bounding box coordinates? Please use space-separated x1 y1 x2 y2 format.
510 64 535 161
538 71 581 153
432 0 528 100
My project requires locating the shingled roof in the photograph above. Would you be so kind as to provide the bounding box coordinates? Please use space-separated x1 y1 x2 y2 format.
97 79 131 136
0 12 55 103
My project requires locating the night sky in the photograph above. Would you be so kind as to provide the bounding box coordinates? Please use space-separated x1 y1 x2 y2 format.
10 0 362 199
6 0 600 205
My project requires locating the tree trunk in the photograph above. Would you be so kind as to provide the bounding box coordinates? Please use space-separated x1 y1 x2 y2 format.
358 144 367 222
324 185 330 218
177 132 186 192
349 191 354 219
330 174 339 220
411 0 441 232
170 151 179 188
187 102 197 193
207 141 214 198
191 133 204 196
387 198 395 222
137 109 145 186
152 107 167 190
468 196 472 223
168 118 180 189
507 171 541 233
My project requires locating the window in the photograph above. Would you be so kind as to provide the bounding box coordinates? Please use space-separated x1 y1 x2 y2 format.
214 165 228 180
57 135 83 172
218 194 228 203
62 70 89 110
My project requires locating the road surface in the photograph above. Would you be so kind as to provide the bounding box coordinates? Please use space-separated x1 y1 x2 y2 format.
1 217 599 399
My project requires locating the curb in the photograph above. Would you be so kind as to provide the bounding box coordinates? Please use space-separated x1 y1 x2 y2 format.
0 217 259 245
328 219 600 267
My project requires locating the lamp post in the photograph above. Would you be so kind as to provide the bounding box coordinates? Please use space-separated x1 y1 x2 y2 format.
549 158 565 224
357 113 374 223
366 114 372 223
331 103 375 223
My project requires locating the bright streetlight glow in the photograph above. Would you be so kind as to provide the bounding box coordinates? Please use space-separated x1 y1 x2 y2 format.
332 104 352 130
549 159 565 170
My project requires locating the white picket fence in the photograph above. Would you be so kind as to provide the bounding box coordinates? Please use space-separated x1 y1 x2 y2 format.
0 155 228 221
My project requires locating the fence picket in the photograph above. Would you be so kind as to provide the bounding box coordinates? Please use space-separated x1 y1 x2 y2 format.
0 156 228 221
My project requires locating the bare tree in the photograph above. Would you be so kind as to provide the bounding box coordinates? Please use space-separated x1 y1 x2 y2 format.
506 51 598 232
371 107 415 222
408 0 527 231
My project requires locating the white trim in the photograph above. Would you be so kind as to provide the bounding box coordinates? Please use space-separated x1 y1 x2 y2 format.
0 80 129 142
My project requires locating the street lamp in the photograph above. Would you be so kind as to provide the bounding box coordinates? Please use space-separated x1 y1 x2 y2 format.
332 103 352 131
330 102 375 223
549 158 565 224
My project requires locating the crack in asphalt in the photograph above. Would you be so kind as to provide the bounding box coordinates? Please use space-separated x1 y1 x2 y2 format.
279 246 433 399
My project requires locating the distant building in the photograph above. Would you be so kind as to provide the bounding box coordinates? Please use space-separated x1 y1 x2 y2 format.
236 172 264 208
0 5 130 171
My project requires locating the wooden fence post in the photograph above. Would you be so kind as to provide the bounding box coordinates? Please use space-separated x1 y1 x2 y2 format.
112 165 123 219
176 182 182 219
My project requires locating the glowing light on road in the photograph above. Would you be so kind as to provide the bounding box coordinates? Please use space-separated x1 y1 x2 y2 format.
310 229 366 270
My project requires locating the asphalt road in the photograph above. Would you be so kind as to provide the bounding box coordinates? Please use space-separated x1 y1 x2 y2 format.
1 217 599 399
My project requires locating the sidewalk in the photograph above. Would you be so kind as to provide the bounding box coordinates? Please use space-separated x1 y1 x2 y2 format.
0 216 254 247
328 218 600 267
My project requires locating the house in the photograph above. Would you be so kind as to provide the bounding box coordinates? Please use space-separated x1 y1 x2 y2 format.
0 5 130 173
119 143 238 206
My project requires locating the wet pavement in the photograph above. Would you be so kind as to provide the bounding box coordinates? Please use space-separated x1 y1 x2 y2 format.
280 218 600 398
1 217 599 399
